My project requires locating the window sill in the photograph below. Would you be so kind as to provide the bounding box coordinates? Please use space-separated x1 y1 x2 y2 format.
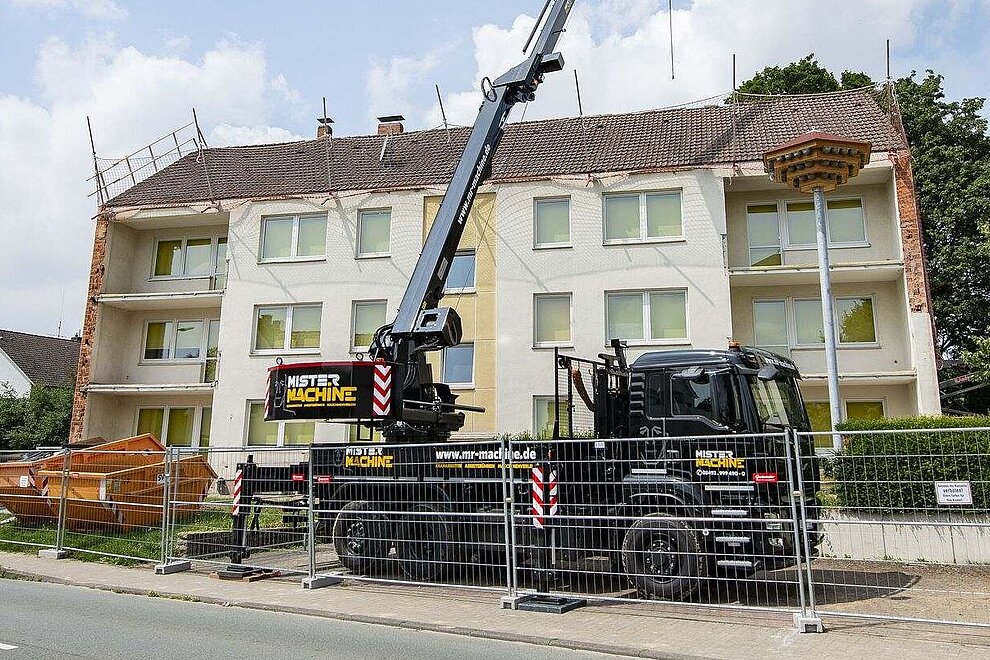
603 237 686 247
138 359 204 366
355 253 392 260
533 243 573 251
149 275 212 282
791 342 881 351
447 383 475 391
443 288 476 295
258 256 326 265
605 339 690 348
533 343 574 350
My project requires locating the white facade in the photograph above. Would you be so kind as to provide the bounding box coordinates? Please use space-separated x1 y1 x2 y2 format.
80 155 941 448
0 350 32 396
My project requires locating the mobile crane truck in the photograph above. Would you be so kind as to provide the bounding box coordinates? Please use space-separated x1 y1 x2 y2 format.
228 0 822 601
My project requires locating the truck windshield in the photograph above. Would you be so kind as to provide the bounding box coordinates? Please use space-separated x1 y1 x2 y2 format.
748 376 808 430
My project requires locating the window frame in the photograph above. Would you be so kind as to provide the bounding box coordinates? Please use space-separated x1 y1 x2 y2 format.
602 189 684 245
745 201 783 267
752 295 880 353
356 207 393 259
350 299 388 352
258 213 328 263
845 398 886 420
533 292 573 348
782 196 869 250
142 318 218 364
533 196 572 249
532 395 568 438
751 298 789 356
604 288 689 346
251 303 322 355
441 343 475 389
443 250 477 294
135 405 210 448
244 400 316 447
151 236 227 280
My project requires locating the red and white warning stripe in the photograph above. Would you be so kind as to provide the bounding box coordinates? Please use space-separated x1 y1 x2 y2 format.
264 372 274 419
27 467 37 489
531 466 558 529
372 363 392 417
231 469 243 516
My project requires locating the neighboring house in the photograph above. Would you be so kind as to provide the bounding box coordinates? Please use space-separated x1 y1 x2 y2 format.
69 88 940 449
0 329 81 396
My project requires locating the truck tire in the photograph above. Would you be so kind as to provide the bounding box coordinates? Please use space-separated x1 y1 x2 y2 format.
621 513 707 601
395 502 454 582
332 500 389 574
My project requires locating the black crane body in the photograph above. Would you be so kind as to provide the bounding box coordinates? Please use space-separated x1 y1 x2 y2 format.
231 0 822 600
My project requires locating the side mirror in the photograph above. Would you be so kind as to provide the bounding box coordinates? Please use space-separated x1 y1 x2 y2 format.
675 366 707 382
757 365 780 381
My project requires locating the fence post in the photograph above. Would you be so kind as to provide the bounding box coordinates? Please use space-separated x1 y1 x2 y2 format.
500 435 523 609
791 430 822 628
784 428 824 633
156 447 191 574
39 449 71 559
303 444 338 589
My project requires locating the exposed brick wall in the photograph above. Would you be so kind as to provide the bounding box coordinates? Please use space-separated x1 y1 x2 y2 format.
891 150 933 314
69 212 111 444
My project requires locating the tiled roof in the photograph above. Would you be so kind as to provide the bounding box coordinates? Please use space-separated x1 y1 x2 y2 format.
108 89 904 208
0 330 81 388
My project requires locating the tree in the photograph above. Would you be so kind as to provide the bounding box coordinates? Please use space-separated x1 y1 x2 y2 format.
0 383 74 450
738 57 990 362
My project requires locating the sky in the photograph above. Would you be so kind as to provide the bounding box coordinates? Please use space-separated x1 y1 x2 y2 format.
1 0 988 336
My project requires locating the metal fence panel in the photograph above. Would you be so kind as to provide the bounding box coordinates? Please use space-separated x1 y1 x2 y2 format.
0 448 63 552
798 428 990 628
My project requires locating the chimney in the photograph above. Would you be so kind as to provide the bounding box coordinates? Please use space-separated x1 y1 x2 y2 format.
317 116 334 139
377 114 405 136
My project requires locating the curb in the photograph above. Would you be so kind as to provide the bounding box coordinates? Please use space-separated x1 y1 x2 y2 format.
0 565 712 660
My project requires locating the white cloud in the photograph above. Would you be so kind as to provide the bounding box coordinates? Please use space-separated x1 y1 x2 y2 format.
374 0 943 128
365 49 445 129
0 35 303 334
9 0 127 20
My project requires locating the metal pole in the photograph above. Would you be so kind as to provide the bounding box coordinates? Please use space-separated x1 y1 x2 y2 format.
813 186 843 451
159 447 173 565
307 446 316 580
500 436 515 597
55 450 71 552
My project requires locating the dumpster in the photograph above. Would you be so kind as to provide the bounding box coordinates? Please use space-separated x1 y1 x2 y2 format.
38 448 217 532
1 434 216 531
0 449 65 526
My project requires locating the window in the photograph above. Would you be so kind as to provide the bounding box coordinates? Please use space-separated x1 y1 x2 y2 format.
136 406 210 447
746 204 782 266
204 320 220 382
785 199 866 248
153 237 227 278
144 319 213 361
260 214 327 261
444 251 476 293
357 209 391 257
254 304 321 352
670 377 713 418
442 343 474 386
351 301 386 351
535 198 570 247
349 425 384 443
794 297 877 346
533 396 569 438
212 238 228 290
806 402 831 434
846 400 884 421
246 401 315 446
753 300 788 355
606 290 687 343
604 191 682 243
534 294 571 346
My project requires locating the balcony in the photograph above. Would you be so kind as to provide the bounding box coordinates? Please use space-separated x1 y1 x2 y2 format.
729 261 903 287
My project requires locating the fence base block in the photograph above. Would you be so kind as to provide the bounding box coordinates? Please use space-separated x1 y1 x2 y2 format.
155 561 191 575
511 594 587 614
302 575 342 590
37 549 68 560
793 613 825 633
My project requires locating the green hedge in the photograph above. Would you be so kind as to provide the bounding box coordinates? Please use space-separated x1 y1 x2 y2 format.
832 416 990 511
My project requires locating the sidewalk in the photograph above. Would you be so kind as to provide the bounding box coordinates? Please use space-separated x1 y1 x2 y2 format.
1 551 987 659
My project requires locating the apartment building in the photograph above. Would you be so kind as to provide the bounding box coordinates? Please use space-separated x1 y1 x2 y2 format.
69 88 940 449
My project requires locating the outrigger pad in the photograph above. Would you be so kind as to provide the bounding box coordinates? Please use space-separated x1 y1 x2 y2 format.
212 564 282 582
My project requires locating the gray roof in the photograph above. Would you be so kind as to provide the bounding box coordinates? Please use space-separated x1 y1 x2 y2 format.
108 89 904 208
0 330 80 388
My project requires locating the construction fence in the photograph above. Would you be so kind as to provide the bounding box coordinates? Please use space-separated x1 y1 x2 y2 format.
1 428 987 632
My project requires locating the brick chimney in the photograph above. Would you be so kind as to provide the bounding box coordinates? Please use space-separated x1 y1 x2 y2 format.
317 116 334 139
377 114 405 136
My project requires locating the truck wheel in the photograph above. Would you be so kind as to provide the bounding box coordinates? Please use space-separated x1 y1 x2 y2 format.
621 513 707 601
395 503 454 582
332 500 389 574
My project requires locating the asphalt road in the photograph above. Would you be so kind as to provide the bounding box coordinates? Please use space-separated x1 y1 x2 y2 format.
0 579 621 660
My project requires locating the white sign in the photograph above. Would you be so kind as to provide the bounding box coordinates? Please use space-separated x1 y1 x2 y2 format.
18 475 29 489
935 481 973 506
